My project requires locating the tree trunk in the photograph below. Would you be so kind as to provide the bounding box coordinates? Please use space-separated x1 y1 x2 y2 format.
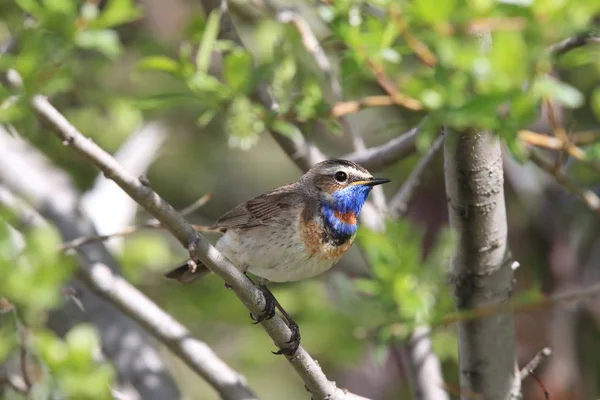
444 129 520 400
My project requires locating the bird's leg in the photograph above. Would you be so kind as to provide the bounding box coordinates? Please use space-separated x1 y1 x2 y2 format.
270 293 301 356
255 281 300 356
250 284 277 323
245 275 301 355
244 274 276 323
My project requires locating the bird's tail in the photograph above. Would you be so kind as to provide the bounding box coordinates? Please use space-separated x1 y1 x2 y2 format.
164 260 211 284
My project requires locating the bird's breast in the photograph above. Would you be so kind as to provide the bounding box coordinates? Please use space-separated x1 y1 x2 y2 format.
299 212 356 261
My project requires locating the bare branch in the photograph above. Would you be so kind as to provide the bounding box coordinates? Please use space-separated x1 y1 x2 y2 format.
547 32 600 56
77 261 258 400
5 68 369 400
0 130 254 399
390 7 437 67
60 194 212 251
528 151 600 215
389 134 443 217
269 6 367 150
520 348 552 381
81 122 167 252
364 57 423 111
519 129 600 177
332 96 398 118
343 124 420 172
437 281 600 327
18 328 31 392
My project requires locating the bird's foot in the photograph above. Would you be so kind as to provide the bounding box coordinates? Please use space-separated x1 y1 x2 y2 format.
247 281 302 355
250 285 276 323
272 317 301 356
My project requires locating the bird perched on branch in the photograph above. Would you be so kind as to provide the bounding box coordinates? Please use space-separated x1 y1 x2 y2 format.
165 159 389 355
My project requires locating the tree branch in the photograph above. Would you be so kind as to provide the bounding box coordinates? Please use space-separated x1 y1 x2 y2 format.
5 68 369 400
389 134 444 217
267 5 367 151
520 348 552 381
528 151 600 216
60 194 212 251
0 129 257 399
546 32 600 56
342 124 420 172
81 121 167 252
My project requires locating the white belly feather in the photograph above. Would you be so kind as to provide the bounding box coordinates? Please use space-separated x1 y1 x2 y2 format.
215 217 337 283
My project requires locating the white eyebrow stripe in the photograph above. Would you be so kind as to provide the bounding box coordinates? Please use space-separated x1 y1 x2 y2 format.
322 166 372 179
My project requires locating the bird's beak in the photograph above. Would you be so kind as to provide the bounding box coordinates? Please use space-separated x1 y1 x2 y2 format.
367 177 391 186
352 177 391 186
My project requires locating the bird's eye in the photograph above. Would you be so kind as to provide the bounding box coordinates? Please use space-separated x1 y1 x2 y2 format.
334 171 348 183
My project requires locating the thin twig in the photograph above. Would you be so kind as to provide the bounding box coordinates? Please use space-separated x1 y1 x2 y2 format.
529 151 600 216
520 129 600 177
390 7 437 67
18 328 31 391
60 194 212 251
547 32 600 56
570 130 600 146
270 6 366 150
343 123 421 171
518 130 564 150
389 134 443 217
332 96 397 118
520 347 552 380
364 57 423 111
530 372 550 400
437 281 600 327
6 67 368 400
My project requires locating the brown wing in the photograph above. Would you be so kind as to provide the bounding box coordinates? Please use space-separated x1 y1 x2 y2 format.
214 184 302 230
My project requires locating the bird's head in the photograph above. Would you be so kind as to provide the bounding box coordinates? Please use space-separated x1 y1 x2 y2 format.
302 159 390 233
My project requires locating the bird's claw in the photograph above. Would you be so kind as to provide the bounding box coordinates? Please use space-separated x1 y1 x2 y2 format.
247 283 302 355
272 320 301 356
250 286 276 324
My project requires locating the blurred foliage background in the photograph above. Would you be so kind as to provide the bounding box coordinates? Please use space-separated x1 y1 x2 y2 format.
1 0 600 399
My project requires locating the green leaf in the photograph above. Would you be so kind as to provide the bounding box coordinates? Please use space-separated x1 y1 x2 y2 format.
93 0 143 28
133 92 200 110
75 29 122 59
414 0 456 24
533 75 584 109
42 0 75 14
225 96 264 150
187 72 232 104
196 9 221 73
591 87 600 122
271 120 299 138
224 49 253 92
197 109 217 127
15 0 45 18
137 56 179 74
65 324 98 367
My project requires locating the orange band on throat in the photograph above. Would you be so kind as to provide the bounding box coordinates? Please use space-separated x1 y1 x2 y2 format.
333 210 357 225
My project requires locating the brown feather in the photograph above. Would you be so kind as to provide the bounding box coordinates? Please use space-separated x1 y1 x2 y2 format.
214 184 303 230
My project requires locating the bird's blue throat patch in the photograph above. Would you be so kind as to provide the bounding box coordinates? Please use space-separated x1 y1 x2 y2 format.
321 184 372 238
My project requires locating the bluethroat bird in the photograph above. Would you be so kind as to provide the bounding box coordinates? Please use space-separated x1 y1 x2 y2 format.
165 159 390 354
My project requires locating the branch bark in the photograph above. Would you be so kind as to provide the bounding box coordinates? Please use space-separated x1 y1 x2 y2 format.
443 128 519 399
5 69 369 399
81 121 167 252
342 124 420 172
389 134 444 217
0 129 256 400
